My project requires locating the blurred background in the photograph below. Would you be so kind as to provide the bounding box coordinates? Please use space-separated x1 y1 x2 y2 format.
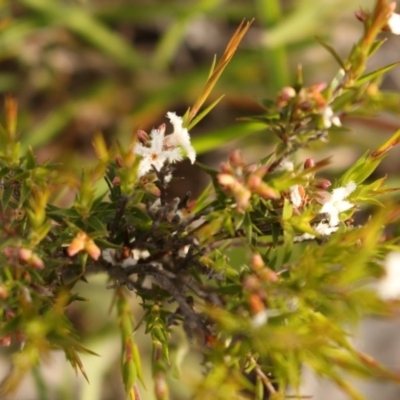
2 0 400 399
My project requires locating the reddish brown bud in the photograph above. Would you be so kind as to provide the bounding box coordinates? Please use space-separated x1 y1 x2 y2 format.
354 9 368 22
247 174 262 190
112 176 121 186
304 157 315 169
249 293 265 314
220 161 233 174
299 100 313 111
115 154 123 168
243 275 261 291
0 335 12 347
136 129 149 144
316 179 332 190
229 149 245 167
280 86 296 101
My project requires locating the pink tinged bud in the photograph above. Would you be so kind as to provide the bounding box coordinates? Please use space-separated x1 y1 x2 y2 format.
304 157 315 169
243 275 261 291
299 100 313 111
18 248 32 261
3 247 16 259
115 155 123 168
136 129 150 144
112 176 121 186
155 372 169 400
217 173 237 187
0 335 12 347
0 285 8 299
310 82 327 93
229 149 245 167
220 161 233 174
29 254 45 270
86 239 101 260
251 253 265 270
280 86 296 101
145 183 161 197
256 182 279 199
253 165 269 177
354 9 368 23
68 231 101 260
157 123 166 135
245 163 258 174
316 179 332 190
67 232 86 257
247 174 262 190
259 268 279 283
236 188 252 212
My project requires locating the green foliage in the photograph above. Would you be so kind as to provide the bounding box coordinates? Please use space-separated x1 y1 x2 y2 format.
2 1 400 400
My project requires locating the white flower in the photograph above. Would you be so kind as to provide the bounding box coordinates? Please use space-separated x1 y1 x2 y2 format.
377 252 400 300
319 181 356 227
163 112 196 164
289 185 302 208
277 160 294 172
294 182 356 242
134 112 196 178
294 221 338 242
388 12 400 35
322 106 341 129
135 126 183 177
252 310 269 328
278 160 303 208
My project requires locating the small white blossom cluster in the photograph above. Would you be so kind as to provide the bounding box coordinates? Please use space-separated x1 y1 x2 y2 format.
321 106 341 129
377 251 400 300
295 181 357 241
134 112 196 178
277 160 303 208
102 247 151 268
388 9 400 35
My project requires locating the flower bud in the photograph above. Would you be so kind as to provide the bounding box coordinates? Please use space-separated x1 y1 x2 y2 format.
144 183 161 197
229 149 245 167
67 232 86 257
247 174 262 190
251 253 265 270
0 285 8 299
0 335 12 347
112 176 121 186
256 182 279 199
248 293 265 314
68 231 101 260
155 372 169 400
354 9 368 23
115 155 123 168
217 173 237 187
86 239 101 261
220 161 233 174
304 157 315 169
136 129 149 144
316 179 332 190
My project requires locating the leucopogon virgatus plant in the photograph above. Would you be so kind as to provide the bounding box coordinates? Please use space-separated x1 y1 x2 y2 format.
2 2 400 400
